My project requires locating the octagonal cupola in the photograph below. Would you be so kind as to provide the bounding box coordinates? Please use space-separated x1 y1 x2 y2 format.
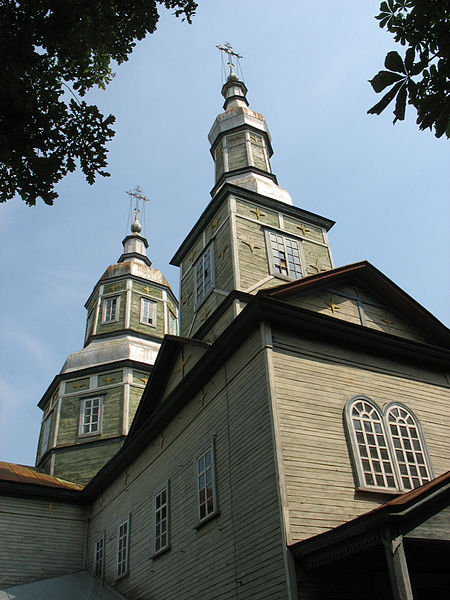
35 190 179 485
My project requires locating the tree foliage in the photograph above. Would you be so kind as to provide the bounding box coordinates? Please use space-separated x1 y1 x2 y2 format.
368 0 450 139
0 0 197 206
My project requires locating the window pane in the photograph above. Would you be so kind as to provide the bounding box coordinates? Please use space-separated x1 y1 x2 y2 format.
347 398 397 490
269 232 303 279
386 404 432 490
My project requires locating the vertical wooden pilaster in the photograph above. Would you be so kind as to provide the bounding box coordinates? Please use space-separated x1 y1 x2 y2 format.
383 530 414 600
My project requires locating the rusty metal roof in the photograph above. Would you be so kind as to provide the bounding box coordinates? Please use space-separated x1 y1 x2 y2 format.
0 462 83 491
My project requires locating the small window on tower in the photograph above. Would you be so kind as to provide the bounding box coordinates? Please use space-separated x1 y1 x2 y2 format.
214 141 224 182
40 413 52 457
80 397 103 436
102 296 119 323
266 231 304 280
168 310 177 335
140 297 157 326
194 245 214 308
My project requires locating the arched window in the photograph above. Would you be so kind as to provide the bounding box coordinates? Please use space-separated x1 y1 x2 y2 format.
385 403 432 490
346 397 397 491
345 397 433 493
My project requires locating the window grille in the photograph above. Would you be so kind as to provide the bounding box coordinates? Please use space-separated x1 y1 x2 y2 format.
94 534 105 578
116 517 130 577
269 232 303 279
195 247 214 306
346 397 433 492
103 297 118 323
153 483 170 555
196 446 217 522
141 297 156 325
81 397 102 435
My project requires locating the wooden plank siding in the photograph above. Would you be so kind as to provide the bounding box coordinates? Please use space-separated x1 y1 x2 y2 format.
53 440 122 484
270 329 450 545
0 496 87 587
406 506 450 541
279 283 429 345
86 330 291 599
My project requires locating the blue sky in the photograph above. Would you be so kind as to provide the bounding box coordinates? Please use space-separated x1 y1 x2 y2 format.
1 0 448 466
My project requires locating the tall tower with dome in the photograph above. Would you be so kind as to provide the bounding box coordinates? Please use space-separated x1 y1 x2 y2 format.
35 190 179 485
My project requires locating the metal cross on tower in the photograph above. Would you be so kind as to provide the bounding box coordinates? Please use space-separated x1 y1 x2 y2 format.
126 185 149 218
216 42 243 78
126 186 149 235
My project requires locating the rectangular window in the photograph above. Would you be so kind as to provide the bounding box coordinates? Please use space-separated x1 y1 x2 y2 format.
102 296 119 323
194 246 214 307
268 231 303 279
94 533 105 578
168 310 177 335
80 397 102 436
116 516 130 578
140 297 157 326
195 444 218 525
153 482 170 556
41 414 52 456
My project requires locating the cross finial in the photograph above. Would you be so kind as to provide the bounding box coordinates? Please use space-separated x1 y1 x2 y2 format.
126 186 149 212
217 42 243 78
126 186 149 235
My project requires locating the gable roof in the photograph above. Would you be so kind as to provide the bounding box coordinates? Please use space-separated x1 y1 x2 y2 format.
259 261 450 348
126 335 210 439
291 471 450 568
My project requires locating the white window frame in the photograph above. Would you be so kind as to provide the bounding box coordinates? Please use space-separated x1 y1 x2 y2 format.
40 413 52 457
115 515 131 579
152 481 170 557
140 297 157 327
194 441 218 527
345 396 433 493
384 402 433 490
93 532 105 579
168 310 178 335
102 296 120 324
79 396 103 437
194 245 215 309
264 229 305 281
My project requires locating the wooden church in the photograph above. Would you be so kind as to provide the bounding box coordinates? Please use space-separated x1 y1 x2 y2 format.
1 51 449 600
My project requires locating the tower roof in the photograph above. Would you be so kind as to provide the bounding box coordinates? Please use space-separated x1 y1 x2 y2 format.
210 44 292 205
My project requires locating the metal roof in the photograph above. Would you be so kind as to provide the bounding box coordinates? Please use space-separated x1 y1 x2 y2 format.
0 462 83 491
0 570 125 600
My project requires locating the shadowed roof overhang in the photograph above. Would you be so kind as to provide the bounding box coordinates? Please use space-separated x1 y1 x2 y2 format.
291 471 450 569
83 286 450 500
170 183 335 266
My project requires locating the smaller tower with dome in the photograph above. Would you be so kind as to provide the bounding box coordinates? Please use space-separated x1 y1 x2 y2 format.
35 189 179 485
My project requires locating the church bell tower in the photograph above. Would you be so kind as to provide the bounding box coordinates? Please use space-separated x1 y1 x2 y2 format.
35 189 179 485
171 44 335 341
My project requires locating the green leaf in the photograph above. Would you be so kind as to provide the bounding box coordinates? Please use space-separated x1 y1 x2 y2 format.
384 51 405 73
393 83 407 122
369 70 404 93
404 47 415 72
368 81 403 115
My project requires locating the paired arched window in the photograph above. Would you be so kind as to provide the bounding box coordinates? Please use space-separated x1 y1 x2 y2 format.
345 397 433 493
